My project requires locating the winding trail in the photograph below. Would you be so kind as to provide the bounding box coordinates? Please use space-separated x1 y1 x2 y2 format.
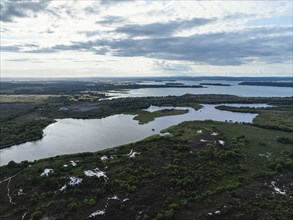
0 170 29 219
7 177 16 205
0 170 23 184
21 210 29 220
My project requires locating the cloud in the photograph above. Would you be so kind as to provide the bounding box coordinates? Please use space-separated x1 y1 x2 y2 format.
0 45 21 52
112 26 292 65
96 16 126 25
0 0 53 22
5 58 31 62
1 1 292 77
24 25 292 66
152 60 192 72
115 17 216 37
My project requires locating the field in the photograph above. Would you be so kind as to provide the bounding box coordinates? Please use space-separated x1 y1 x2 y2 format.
0 95 56 103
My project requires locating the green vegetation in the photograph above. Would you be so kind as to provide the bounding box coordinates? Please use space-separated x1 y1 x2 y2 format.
0 80 292 219
0 121 292 219
0 90 291 148
0 81 203 95
239 81 293 87
0 95 58 103
133 109 189 124
216 105 293 131
199 83 231 86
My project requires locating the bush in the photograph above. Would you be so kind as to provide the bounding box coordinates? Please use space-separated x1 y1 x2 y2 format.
277 137 293 145
84 198 96 207
30 210 42 220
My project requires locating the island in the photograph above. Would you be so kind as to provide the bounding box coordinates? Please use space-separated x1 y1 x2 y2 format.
239 81 293 87
199 83 231 86
133 109 189 124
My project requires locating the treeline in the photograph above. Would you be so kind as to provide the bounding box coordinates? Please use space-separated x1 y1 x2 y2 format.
199 83 231 86
239 81 293 87
0 119 54 148
0 81 203 95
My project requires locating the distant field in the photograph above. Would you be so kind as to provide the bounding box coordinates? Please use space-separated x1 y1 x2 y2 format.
0 95 58 103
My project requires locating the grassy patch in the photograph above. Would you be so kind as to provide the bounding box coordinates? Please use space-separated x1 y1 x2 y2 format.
133 109 189 124
216 105 293 131
0 95 57 103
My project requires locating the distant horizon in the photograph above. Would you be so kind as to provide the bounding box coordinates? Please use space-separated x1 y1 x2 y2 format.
1 75 292 80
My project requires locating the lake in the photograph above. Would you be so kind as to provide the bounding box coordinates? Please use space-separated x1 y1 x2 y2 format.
0 104 263 166
106 80 292 98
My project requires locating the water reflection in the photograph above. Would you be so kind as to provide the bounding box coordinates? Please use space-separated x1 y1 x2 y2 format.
0 104 259 165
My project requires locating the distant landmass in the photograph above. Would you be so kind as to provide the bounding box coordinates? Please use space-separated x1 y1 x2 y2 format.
1 76 292 82
239 81 293 87
199 83 231 86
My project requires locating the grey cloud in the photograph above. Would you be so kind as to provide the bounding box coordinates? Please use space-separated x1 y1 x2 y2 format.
80 16 126 37
0 0 52 22
5 58 30 62
15 26 293 66
115 17 216 37
84 6 99 15
223 13 257 20
107 26 292 65
84 1 124 14
153 61 192 72
0 45 21 52
96 16 126 25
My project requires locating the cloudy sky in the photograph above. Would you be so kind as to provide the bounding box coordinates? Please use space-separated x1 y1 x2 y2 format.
1 0 292 77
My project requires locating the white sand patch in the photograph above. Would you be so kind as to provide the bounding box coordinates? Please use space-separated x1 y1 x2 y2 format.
70 160 78 166
40 168 54 176
68 177 83 186
258 152 271 158
18 189 23 196
60 177 82 191
271 181 286 195
159 132 171 136
218 140 225 145
101 156 113 161
101 156 108 160
200 139 209 142
197 130 202 134
127 149 140 158
84 168 108 181
60 185 67 192
89 209 105 217
108 195 120 200
211 132 218 136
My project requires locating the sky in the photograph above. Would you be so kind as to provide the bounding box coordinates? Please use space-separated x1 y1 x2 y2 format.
0 0 292 78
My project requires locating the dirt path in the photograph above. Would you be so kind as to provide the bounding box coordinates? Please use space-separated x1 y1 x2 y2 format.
7 177 16 205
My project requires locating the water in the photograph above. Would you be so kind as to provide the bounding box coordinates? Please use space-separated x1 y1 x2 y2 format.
0 104 260 165
106 80 292 98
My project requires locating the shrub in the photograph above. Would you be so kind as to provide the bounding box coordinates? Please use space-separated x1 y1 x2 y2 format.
30 210 42 220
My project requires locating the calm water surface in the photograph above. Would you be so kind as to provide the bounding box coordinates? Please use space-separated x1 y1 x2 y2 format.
0 104 261 165
106 80 292 98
